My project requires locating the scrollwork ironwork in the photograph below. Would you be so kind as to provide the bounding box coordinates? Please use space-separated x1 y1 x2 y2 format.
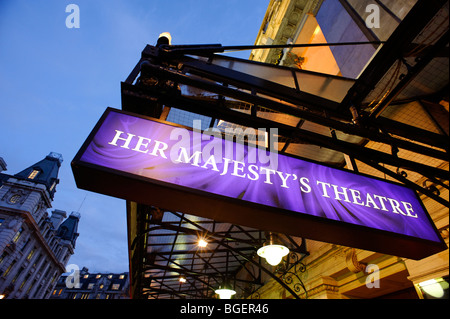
249 291 261 299
275 252 308 299
242 283 261 299
396 166 408 178
423 179 440 196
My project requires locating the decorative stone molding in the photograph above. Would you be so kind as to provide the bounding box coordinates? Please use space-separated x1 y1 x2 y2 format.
345 248 367 273
307 282 339 297
304 276 339 299
254 0 324 65
407 264 449 285
2 188 30 205
440 227 449 239
1 178 52 208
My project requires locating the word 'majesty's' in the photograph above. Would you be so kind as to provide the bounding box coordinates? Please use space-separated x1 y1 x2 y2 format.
108 129 419 219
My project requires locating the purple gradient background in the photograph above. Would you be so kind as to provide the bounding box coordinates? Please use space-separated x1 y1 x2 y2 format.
80 110 441 243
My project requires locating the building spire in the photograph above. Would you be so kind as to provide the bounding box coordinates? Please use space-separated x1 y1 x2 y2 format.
14 152 63 199
56 212 81 248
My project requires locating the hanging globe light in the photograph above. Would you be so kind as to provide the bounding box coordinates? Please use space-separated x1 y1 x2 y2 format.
257 233 290 266
215 281 236 299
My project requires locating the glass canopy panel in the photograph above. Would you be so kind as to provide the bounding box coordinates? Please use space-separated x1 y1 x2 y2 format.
294 71 355 103
166 107 212 131
211 56 297 89
396 57 449 101
209 55 355 103
362 57 449 106
285 143 344 165
380 101 443 134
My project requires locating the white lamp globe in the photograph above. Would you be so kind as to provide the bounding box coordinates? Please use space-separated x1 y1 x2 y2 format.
215 288 236 299
257 244 290 266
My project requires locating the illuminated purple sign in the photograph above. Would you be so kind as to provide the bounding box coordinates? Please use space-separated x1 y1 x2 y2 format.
72 108 445 259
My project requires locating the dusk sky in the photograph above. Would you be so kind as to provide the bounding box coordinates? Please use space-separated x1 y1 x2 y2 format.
0 0 270 273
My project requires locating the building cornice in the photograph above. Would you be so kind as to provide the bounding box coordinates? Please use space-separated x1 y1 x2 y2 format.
3 206 66 273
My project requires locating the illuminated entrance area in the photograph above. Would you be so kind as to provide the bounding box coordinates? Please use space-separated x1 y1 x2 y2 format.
126 206 308 299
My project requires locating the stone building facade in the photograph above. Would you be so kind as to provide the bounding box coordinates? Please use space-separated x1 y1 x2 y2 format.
0 153 80 299
51 267 130 299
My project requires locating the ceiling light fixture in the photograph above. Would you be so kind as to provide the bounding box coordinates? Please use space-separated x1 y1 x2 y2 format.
418 278 448 298
257 233 290 266
215 281 236 299
198 238 208 248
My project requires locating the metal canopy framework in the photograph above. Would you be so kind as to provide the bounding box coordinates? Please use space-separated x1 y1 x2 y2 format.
129 204 308 299
121 0 448 299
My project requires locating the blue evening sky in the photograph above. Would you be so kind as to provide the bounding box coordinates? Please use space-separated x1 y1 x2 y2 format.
0 0 270 273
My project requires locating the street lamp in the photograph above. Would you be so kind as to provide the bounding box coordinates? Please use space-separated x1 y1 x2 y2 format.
157 32 172 46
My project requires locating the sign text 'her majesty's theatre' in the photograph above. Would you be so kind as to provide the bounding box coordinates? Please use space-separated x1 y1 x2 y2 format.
72 108 446 259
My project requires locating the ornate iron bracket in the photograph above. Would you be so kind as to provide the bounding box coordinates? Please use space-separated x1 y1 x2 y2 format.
275 252 308 299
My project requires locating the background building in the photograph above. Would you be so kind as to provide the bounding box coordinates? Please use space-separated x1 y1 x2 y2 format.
51 267 130 299
0 153 80 299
